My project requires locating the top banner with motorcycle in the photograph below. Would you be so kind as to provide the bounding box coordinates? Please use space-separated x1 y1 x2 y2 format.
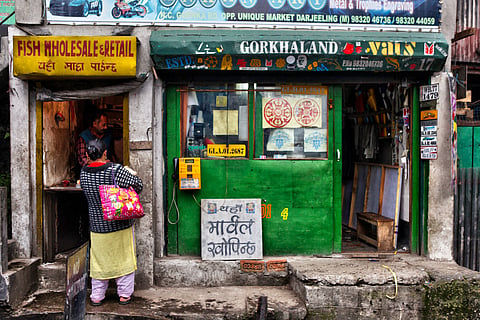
46 0 440 30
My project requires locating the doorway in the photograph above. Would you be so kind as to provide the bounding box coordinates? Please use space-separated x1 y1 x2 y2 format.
341 83 412 254
41 95 126 261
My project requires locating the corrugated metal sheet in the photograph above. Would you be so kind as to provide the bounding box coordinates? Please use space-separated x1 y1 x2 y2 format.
457 0 479 30
455 168 480 271
453 0 480 63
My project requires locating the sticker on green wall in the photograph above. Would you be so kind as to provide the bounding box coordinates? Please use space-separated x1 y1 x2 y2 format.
281 208 288 220
262 204 271 219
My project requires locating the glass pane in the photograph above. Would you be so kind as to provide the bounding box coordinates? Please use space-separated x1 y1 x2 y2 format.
256 85 328 159
183 84 249 159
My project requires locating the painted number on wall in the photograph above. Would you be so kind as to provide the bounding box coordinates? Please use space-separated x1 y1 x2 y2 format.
281 208 288 220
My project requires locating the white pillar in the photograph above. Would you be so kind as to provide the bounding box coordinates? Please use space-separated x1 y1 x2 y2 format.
426 0 457 261
427 72 454 261
8 27 34 258
129 76 155 289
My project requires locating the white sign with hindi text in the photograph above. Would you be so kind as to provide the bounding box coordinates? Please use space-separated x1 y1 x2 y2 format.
201 199 262 261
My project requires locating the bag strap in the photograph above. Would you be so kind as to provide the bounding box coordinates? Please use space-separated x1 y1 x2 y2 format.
110 162 118 187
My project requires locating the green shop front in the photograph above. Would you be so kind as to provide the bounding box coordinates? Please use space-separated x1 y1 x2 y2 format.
149 30 448 257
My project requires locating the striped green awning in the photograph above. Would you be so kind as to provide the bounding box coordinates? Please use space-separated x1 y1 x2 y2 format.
150 29 448 72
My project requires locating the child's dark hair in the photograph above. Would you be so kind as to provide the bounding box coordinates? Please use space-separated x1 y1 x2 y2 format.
86 138 106 161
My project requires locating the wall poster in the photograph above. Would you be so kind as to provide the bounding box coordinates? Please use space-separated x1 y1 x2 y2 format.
262 96 322 128
266 129 295 152
304 128 327 152
46 0 440 30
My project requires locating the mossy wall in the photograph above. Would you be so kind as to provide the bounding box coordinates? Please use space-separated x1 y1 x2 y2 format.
423 280 480 319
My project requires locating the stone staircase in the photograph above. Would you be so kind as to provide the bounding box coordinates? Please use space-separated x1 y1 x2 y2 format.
151 256 307 319
0 187 42 310
31 256 308 319
6 253 480 319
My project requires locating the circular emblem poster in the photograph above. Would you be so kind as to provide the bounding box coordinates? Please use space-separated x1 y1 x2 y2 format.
262 96 322 128
294 98 320 127
263 98 292 128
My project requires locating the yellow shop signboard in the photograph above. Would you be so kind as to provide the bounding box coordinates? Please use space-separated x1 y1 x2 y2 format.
13 36 136 78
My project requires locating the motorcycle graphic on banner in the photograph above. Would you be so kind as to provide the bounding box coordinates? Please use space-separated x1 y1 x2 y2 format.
111 0 147 18
48 0 153 20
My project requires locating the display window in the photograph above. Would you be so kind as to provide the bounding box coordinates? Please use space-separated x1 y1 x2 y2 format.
182 84 250 159
181 83 329 160
255 85 328 159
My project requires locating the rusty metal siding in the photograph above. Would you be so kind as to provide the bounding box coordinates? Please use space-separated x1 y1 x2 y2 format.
453 0 480 63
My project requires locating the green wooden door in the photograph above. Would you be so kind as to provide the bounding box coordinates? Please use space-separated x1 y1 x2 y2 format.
165 84 342 256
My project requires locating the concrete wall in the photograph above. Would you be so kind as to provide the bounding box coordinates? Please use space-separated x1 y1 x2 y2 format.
15 0 42 24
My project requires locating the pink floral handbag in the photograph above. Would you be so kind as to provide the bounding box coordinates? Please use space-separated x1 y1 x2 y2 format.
99 164 144 221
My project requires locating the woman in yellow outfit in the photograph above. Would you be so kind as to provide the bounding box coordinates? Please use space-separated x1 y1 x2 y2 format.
80 138 143 306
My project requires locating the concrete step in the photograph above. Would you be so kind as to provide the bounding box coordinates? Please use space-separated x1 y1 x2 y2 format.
37 260 66 292
9 254 480 319
36 256 290 292
1 258 41 308
12 285 307 319
154 256 289 287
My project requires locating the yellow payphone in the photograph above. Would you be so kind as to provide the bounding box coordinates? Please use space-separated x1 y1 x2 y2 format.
178 158 201 190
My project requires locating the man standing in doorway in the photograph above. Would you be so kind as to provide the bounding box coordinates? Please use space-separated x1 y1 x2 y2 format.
76 111 113 167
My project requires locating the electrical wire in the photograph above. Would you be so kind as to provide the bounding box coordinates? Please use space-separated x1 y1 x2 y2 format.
225 89 229 198
192 193 201 207
167 181 180 224
382 265 398 300
225 158 228 198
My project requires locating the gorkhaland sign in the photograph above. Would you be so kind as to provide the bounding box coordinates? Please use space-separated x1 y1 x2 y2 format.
150 29 449 72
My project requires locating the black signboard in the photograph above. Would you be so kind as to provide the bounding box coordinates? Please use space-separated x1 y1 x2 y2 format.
64 242 89 320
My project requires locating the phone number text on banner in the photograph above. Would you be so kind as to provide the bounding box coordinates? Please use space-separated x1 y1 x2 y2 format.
46 0 441 30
